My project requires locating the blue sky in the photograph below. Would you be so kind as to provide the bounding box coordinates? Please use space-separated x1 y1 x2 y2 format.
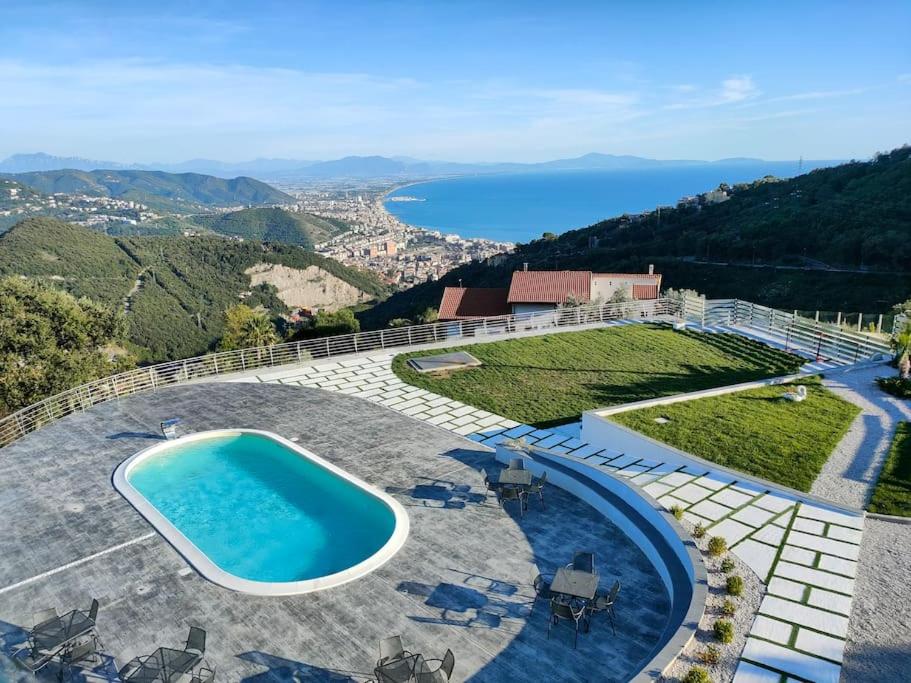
1 1 908 162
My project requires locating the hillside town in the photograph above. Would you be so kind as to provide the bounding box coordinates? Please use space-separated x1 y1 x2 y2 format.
0 180 162 227
284 189 514 289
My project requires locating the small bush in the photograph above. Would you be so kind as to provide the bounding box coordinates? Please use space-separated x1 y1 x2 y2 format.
877 376 911 398
713 619 734 644
696 644 721 665
726 575 744 597
683 666 711 683
720 557 735 573
693 523 706 539
671 504 684 520
708 535 728 557
721 599 737 616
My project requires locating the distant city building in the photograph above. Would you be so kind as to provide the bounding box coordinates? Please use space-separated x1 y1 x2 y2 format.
438 267 661 321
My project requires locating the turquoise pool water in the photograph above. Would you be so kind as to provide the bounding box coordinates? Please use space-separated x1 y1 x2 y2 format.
128 432 397 583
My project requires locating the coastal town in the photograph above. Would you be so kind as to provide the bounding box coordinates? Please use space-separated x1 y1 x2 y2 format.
281 188 515 289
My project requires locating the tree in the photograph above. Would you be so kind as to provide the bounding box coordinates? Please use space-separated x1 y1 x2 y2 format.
289 307 361 340
0 277 134 416
415 307 439 324
218 304 278 350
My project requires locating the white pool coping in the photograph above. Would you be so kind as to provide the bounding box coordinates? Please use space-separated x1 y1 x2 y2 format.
112 428 410 596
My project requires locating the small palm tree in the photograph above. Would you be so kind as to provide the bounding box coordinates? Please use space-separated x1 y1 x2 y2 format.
242 313 279 348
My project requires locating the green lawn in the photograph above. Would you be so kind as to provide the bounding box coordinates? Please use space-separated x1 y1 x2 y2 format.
611 377 860 492
868 422 911 517
392 324 805 428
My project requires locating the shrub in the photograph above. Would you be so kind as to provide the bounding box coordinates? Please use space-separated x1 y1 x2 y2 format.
713 619 734 644
708 535 728 557
683 666 711 683
726 575 744 596
720 558 735 573
697 644 721 665
671 504 684 520
693 523 706 539
877 376 911 398
721 599 737 616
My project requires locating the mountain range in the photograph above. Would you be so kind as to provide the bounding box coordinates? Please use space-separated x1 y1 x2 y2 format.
1 169 293 212
0 151 819 181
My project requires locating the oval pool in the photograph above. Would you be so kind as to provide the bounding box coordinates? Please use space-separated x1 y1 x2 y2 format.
113 429 409 595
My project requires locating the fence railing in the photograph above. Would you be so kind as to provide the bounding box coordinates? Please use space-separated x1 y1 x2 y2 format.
693 298 894 363
0 297 678 448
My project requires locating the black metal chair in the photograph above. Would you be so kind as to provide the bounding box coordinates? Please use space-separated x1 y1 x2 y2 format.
530 571 553 614
415 649 455 682
547 598 587 649
526 472 547 509
481 469 501 498
508 457 525 470
377 635 409 667
185 626 206 656
569 551 595 575
590 580 621 635
498 486 526 517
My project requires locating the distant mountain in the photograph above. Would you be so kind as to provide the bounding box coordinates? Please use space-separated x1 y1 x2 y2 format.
189 207 350 248
2 169 294 212
359 147 911 327
1 151 820 181
0 217 388 361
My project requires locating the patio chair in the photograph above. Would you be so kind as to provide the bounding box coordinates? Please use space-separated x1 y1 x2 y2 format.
377 635 407 666
529 571 553 614
526 471 547 509
548 598 587 649
12 649 54 676
498 486 526 517
60 633 102 678
415 649 455 682
375 655 416 683
185 626 207 656
568 551 595 575
590 580 621 635
191 664 217 683
508 457 525 470
481 469 501 497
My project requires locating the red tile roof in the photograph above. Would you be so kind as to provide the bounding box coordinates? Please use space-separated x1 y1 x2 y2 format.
438 287 510 320
507 271 592 304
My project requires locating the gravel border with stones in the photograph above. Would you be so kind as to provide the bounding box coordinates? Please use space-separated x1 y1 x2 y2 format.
660 522 763 683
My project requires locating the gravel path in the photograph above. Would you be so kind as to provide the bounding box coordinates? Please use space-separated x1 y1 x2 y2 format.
841 517 911 682
810 364 911 508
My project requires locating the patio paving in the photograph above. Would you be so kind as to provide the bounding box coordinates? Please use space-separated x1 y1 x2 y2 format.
0 382 671 682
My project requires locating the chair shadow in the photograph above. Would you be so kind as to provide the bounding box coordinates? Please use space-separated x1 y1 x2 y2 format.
386 475 487 510
237 650 373 682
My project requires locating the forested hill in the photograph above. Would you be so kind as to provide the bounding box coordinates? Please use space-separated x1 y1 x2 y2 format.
0 217 388 361
359 147 911 328
189 207 350 248
2 169 293 213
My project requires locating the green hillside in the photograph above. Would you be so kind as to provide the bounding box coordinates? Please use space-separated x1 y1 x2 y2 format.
360 147 911 328
3 169 294 213
0 217 388 361
189 207 350 248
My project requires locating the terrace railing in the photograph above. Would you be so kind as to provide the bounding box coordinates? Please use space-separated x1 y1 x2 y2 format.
692 297 894 363
0 297 679 448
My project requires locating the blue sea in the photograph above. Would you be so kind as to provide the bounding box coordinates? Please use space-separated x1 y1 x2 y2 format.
384 162 836 243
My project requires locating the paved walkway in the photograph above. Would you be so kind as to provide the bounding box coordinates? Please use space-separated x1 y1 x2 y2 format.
226 339 867 683
811 365 911 508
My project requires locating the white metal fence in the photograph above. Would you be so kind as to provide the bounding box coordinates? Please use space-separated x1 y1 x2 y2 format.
690 297 894 363
0 297 678 447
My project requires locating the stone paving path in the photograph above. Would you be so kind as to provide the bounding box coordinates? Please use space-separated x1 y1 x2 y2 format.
222 335 867 683
811 365 911 508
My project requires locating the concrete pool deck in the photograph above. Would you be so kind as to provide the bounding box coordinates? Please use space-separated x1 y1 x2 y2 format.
0 382 672 682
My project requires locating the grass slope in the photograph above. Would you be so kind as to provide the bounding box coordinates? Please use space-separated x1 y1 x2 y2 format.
392 325 805 428
0 217 388 361
868 422 911 517
612 376 860 491
190 207 349 248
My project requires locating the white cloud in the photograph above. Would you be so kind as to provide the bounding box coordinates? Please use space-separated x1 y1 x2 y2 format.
666 75 760 109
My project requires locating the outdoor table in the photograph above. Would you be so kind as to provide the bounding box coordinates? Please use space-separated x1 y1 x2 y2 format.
375 653 419 682
122 647 201 683
551 567 599 601
492 469 533 487
30 609 95 655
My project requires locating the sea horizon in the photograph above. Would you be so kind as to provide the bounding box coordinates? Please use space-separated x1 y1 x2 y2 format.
384 161 838 243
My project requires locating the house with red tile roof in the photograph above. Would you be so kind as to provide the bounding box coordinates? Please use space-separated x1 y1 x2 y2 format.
438 267 660 320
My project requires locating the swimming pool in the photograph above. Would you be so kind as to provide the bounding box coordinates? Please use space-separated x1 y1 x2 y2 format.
113 430 409 595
